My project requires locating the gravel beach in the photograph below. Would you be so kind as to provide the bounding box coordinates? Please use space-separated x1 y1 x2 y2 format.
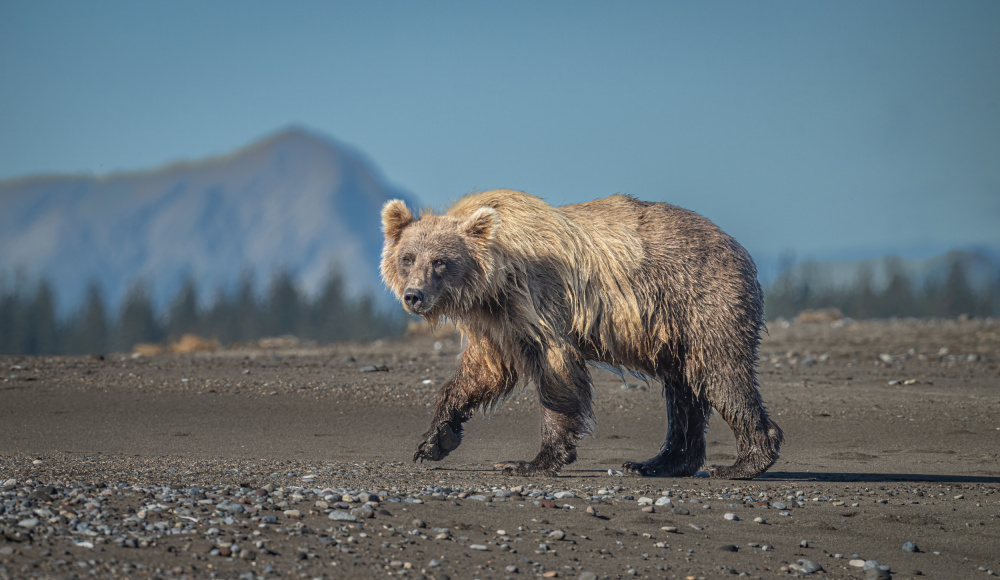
2 318 999 579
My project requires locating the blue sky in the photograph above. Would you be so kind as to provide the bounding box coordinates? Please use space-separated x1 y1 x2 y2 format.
2 1 998 266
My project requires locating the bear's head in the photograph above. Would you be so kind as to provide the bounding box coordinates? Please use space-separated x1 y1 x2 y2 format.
380 199 499 318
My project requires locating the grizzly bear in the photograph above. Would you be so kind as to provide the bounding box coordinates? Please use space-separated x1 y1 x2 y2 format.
380 190 783 479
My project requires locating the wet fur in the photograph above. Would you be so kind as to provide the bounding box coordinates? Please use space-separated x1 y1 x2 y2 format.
381 190 783 478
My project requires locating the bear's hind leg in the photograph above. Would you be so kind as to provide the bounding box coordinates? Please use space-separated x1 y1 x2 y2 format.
705 379 783 480
623 379 710 477
498 346 592 476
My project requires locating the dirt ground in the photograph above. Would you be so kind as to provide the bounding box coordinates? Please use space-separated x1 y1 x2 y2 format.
1 318 998 579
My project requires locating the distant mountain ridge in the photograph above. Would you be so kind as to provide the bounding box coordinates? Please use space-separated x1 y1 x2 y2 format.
0 127 418 315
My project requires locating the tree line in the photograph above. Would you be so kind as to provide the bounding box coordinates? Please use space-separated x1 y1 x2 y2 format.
0 269 406 355
765 253 999 320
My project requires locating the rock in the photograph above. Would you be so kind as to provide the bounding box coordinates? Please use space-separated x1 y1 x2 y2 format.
641 506 655 513
586 506 597 516
800 540 810 548
350 505 374 519
553 491 575 499
719 544 738 552
17 518 40 529
849 559 866 567
360 364 389 373
637 497 654 505
282 509 300 518
724 512 739 521
902 541 918 552
789 559 823 574
578 573 598 580
671 506 690 515
866 568 892 580
548 530 565 540
469 544 488 551
328 510 357 522
412 518 426 528
772 501 787 510
654 496 672 506
506 564 519 573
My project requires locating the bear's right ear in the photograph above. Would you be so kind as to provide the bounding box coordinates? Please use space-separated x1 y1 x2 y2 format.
381 199 415 242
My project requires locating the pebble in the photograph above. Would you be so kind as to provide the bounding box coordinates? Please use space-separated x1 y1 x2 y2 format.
866 569 892 580
506 564 519 573
548 530 566 540
18 518 40 529
469 544 488 551
789 559 823 574
586 506 597 516
654 496 672 506
753 516 766 524
902 541 918 552
641 505 655 513
724 512 739 521
328 510 357 522
719 544 738 552
671 506 690 515
637 496 654 505
578 573 598 580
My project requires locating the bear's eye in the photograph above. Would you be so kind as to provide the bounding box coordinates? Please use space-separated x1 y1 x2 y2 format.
401 256 414 267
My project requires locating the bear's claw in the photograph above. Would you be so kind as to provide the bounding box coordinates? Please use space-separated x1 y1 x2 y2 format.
412 422 462 463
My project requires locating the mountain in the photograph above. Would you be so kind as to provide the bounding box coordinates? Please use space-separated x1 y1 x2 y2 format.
0 127 417 315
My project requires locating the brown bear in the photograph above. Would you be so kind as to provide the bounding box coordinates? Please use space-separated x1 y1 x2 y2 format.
380 190 783 479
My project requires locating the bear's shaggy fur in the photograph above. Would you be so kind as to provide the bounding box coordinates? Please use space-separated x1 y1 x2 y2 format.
380 190 783 479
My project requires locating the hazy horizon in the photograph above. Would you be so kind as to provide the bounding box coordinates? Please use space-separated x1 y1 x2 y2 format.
2 1 998 262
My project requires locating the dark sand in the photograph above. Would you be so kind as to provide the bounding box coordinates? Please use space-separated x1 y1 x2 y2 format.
1 318 998 579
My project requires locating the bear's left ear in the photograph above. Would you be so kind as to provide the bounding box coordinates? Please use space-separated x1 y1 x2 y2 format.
381 199 415 242
461 207 499 244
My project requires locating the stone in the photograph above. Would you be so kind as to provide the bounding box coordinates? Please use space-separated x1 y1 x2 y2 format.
902 541 918 552
724 512 739 521
548 530 565 540
328 510 357 522
719 544 738 552
789 559 823 574
578 573 598 580
469 544 488 551
866 569 891 580
671 506 690 515
17 518 40 529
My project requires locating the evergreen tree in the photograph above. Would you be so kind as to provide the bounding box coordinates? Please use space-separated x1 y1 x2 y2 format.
167 276 200 340
116 282 162 351
941 256 976 317
67 282 110 354
31 279 60 354
307 269 349 342
879 256 914 317
262 270 302 337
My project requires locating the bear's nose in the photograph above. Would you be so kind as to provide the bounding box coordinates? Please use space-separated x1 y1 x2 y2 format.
403 288 425 309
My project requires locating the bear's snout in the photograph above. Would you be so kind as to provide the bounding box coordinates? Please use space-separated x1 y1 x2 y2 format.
403 288 426 311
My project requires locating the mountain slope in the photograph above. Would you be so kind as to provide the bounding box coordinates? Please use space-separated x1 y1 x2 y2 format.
0 128 417 314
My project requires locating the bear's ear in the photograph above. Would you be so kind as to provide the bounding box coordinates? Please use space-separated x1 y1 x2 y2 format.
381 199 415 242
461 206 499 244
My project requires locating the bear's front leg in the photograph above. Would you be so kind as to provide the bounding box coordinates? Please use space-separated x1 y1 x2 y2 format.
413 337 517 463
